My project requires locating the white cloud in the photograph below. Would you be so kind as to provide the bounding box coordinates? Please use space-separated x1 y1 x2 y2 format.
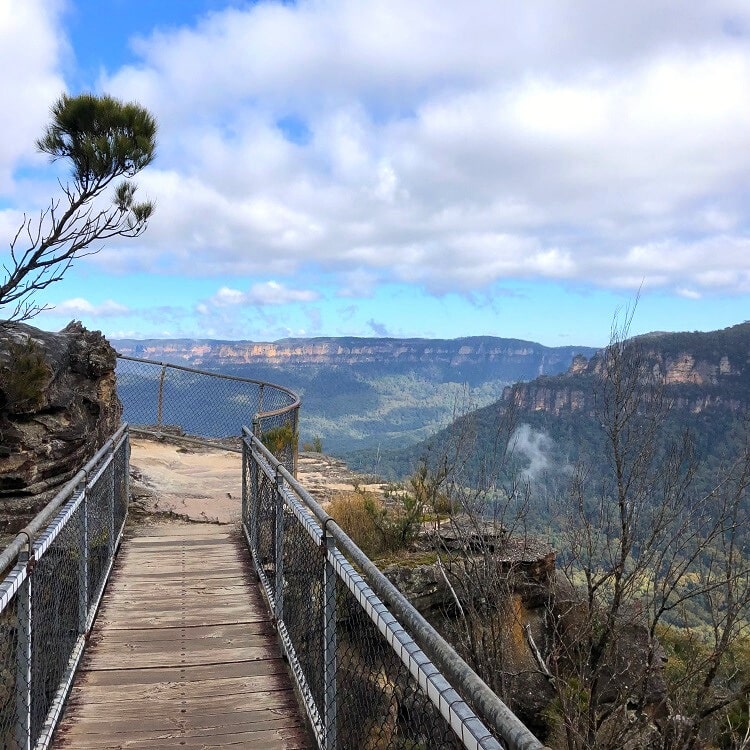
51 298 130 317
677 288 702 300
0 0 66 193
12 0 750 305
210 287 245 307
207 281 320 308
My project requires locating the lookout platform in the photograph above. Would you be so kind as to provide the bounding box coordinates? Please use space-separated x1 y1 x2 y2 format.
53 522 311 749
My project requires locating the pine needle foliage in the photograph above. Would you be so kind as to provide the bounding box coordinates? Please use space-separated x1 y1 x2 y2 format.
1 93 157 322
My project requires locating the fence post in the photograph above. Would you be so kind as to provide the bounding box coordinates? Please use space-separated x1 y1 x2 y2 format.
292 408 300 478
78 480 89 631
108 448 116 560
122 430 130 526
122 435 131 534
323 534 338 750
242 437 248 530
15 550 32 750
249 429 260 560
257 384 265 421
157 365 167 431
274 469 284 623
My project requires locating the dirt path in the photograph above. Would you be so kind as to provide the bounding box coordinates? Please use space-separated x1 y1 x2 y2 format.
128 437 387 524
130 439 242 524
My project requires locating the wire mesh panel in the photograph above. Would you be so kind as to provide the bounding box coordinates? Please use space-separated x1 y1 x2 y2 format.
0 594 20 748
240 431 536 750
115 356 300 473
253 466 278 598
333 580 465 750
113 359 163 427
0 427 130 750
113 440 129 535
30 504 83 741
281 504 326 717
86 462 113 611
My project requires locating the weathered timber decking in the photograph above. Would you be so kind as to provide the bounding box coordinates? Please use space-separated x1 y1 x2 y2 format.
53 522 312 750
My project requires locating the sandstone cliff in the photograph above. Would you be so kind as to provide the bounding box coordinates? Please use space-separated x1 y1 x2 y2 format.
505 322 749 416
0 322 122 534
114 335 597 378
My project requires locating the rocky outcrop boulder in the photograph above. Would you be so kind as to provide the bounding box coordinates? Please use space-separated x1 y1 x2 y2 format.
0 321 121 535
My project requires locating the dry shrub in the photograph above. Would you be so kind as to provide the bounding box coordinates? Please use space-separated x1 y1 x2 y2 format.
328 490 387 558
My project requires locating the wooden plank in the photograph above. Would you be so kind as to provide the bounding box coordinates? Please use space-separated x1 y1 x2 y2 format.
65 689 300 719
87 621 272 644
55 727 311 750
104 582 255 597
70 671 296 703
69 657 289 689
84 644 276 669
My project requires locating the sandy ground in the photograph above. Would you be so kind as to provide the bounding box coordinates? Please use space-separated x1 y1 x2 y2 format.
130 438 242 523
128 436 388 525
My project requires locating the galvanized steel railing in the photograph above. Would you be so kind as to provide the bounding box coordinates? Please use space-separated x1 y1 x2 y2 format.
242 427 546 750
116 354 300 466
0 424 129 750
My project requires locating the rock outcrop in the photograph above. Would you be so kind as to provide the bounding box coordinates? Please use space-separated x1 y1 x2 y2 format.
0 321 121 535
113 335 598 379
504 321 750 417
381 518 670 743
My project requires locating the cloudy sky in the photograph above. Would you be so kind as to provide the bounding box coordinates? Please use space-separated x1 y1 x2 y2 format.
1 0 749 346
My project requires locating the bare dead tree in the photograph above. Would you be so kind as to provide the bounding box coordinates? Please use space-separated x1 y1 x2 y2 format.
1 93 157 322
415 391 557 730
544 311 750 750
415 308 749 749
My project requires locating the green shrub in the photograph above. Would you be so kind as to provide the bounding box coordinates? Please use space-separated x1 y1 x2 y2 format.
261 423 298 457
0 337 51 413
329 485 425 559
302 435 323 452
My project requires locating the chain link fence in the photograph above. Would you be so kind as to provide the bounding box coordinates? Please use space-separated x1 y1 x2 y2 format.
0 425 129 750
242 428 547 750
116 354 300 470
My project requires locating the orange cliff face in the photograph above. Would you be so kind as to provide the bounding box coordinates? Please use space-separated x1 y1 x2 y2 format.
503 338 747 417
113 338 591 371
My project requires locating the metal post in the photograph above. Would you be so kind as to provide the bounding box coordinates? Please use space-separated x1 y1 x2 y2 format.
15 551 32 750
323 534 338 750
157 365 166 431
274 470 284 622
123 434 131 529
241 438 248 530
250 431 260 559
292 409 300 478
108 449 116 560
78 482 89 631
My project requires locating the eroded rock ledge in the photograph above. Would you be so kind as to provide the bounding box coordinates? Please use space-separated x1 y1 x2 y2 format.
0 321 121 534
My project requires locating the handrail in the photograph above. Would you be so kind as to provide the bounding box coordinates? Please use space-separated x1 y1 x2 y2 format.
116 354 301 408
115 354 300 472
243 427 548 750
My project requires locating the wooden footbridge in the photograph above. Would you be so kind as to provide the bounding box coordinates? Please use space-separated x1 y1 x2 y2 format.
54 523 310 749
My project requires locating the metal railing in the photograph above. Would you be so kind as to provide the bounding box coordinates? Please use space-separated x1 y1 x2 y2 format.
116 354 300 468
242 427 546 750
0 424 129 750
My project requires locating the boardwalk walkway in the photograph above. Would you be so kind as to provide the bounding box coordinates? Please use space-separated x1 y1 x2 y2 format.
53 522 312 749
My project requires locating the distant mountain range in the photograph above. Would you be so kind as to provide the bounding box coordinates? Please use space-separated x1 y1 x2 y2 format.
113 335 597 380
113 324 749 486
506 321 749 417
112 335 598 453
361 322 750 482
